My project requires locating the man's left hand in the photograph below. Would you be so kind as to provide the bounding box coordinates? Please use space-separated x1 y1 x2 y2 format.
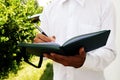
43 47 86 68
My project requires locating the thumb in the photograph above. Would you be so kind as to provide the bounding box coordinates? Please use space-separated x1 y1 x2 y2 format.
79 47 86 57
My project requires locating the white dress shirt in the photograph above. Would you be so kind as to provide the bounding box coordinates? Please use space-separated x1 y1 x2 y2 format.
40 0 116 80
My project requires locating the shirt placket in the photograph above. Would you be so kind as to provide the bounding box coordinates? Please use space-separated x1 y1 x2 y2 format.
66 0 76 39
66 0 75 80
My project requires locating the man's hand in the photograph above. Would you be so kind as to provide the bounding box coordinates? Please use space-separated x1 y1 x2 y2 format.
43 47 86 68
34 33 55 43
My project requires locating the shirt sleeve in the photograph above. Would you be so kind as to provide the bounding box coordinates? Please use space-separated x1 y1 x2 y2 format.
82 0 116 71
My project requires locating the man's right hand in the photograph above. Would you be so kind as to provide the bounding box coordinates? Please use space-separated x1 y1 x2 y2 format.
34 33 55 43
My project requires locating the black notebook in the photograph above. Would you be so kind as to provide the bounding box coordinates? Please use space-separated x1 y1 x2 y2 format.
18 30 110 56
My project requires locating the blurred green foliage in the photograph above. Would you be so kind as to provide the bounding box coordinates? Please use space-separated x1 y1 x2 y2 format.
40 63 53 80
0 0 43 79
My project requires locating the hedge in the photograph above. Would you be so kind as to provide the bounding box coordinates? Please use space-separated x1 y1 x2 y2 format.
0 0 43 79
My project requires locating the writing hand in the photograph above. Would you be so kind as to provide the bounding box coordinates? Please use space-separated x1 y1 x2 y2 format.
34 33 55 43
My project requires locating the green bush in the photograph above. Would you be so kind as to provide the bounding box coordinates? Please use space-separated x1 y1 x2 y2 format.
0 0 43 79
40 63 53 80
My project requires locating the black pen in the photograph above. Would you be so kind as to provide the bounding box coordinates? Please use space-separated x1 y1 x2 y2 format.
34 23 48 37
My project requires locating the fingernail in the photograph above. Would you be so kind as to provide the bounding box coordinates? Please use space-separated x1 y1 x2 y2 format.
52 36 56 39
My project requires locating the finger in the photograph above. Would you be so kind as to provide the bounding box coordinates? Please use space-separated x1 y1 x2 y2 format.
50 53 67 63
43 53 55 60
47 53 68 66
79 47 86 57
36 33 52 42
43 53 65 64
52 36 56 39
34 37 45 43
51 53 65 60
50 36 56 42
